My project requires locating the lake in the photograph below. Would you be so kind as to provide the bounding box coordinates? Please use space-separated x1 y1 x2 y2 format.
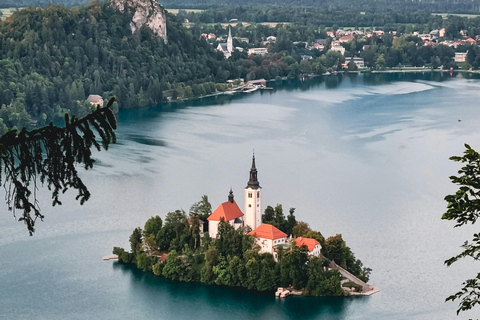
1 72 479 319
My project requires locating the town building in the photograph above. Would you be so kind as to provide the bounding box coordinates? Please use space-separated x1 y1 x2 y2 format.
247 48 269 56
87 94 103 107
330 45 346 55
339 35 355 43
217 26 233 58
248 223 288 256
455 52 468 63
350 57 365 68
208 189 244 238
294 237 322 257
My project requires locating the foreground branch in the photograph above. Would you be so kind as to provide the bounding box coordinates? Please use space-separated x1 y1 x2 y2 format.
0 98 117 235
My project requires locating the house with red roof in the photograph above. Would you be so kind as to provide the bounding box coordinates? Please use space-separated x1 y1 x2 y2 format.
208 189 244 238
248 223 288 257
465 37 476 44
294 237 322 257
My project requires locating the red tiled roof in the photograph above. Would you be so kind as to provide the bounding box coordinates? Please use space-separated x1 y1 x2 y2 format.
248 223 287 240
159 253 168 263
207 200 243 221
294 237 320 252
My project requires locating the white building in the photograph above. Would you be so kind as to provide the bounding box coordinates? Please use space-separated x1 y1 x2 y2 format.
247 48 269 56
217 26 233 58
294 237 322 257
455 52 468 63
330 45 345 55
350 57 365 68
87 94 103 107
248 223 288 256
207 189 244 239
244 155 262 231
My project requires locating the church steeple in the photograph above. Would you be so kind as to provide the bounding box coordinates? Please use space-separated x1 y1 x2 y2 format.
228 188 234 203
247 154 260 189
227 26 233 53
244 153 262 230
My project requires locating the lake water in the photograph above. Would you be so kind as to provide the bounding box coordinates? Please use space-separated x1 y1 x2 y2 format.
1 72 480 319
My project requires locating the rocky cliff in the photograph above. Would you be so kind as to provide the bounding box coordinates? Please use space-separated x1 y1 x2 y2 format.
111 0 167 42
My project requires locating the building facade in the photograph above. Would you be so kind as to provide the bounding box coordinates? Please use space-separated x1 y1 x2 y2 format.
244 155 262 231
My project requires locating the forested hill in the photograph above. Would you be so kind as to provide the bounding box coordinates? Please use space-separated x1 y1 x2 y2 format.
165 0 480 14
0 0 236 132
3 0 480 13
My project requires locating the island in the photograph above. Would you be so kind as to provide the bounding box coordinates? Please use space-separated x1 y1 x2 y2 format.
113 154 377 297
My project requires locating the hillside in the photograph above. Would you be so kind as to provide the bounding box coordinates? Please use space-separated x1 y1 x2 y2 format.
0 0 236 131
2 0 480 13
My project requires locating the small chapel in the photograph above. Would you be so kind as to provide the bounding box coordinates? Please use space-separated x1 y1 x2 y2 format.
207 155 291 257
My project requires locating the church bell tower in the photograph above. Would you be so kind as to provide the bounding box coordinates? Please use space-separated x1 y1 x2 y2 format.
227 26 233 53
244 154 262 230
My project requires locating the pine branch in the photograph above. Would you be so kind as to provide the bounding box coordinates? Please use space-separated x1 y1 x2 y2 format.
0 97 117 235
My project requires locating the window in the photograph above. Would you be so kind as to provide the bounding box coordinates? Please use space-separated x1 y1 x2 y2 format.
257 191 260 198
248 204 251 207
257 204 259 207
248 193 252 198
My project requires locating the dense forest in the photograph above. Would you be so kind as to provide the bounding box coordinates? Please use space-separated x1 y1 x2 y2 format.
0 1 239 132
3 0 480 14
113 197 371 295
3 0 480 135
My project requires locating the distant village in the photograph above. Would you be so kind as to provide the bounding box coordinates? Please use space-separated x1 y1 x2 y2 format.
202 25 478 67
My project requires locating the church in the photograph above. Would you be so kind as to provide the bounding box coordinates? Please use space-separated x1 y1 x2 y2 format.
216 27 233 58
207 155 290 257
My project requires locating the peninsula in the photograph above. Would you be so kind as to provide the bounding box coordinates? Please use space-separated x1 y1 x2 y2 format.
113 155 376 296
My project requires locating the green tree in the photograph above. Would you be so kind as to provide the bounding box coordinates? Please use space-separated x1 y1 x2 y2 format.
129 227 143 257
442 144 480 315
293 221 311 237
144 215 163 238
375 54 386 71
190 195 212 226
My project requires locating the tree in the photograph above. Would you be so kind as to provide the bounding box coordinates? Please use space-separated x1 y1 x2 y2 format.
190 195 212 231
1 98 117 235
347 59 358 71
293 221 311 237
143 215 163 238
375 54 386 71
129 227 143 257
442 144 480 315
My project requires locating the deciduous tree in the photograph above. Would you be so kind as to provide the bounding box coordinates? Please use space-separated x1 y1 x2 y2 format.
443 144 480 315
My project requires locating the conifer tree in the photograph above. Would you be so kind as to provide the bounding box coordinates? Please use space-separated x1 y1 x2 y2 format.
0 97 117 235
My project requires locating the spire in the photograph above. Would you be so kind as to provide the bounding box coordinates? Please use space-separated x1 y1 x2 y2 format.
228 188 234 203
246 153 260 189
227 26 233 53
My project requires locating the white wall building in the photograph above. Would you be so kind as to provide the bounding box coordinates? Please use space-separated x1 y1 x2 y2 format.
244 155 262 231
207 190 244 238
247 48 269 56
294 237 322 257
248 223 288 256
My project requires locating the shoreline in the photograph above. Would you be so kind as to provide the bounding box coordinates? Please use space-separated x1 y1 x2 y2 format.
162 67 479 105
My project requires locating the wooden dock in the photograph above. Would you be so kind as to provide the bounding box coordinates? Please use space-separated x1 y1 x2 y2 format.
102 255 118 260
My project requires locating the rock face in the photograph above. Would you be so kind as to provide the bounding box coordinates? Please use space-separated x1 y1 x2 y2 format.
111 0 167 42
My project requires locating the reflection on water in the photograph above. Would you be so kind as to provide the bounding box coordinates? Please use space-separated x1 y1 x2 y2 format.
2 72 480 319
113 262 357 320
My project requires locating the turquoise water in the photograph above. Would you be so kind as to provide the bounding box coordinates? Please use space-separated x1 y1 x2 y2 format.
1 73 480 319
